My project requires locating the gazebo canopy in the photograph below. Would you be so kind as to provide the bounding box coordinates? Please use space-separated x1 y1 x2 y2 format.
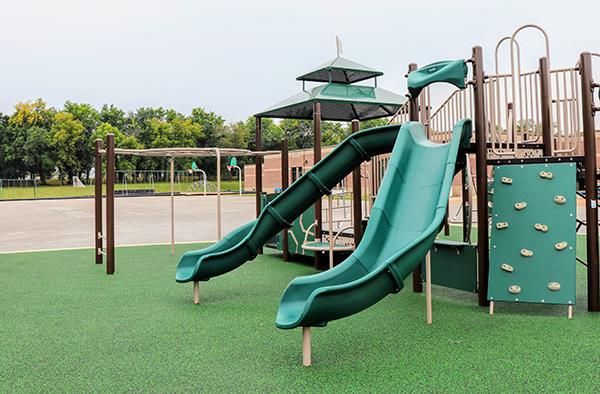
255 83 407 122
296 56 384 84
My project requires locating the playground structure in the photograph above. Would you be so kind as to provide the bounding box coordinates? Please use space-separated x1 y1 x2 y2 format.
88 24 600 366
93 142 278 273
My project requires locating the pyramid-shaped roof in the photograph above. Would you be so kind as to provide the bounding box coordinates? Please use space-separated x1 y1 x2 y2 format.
296 56 384 84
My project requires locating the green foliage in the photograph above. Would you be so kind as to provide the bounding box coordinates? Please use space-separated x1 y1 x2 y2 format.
50 112 87 182
1 99 387 182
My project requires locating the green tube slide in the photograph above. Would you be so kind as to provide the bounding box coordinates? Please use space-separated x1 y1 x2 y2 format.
176 123 403 283
275 119 472 329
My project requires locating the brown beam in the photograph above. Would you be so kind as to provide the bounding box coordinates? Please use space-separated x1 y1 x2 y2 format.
351 120 362 246
408 62 423 293
473 45 489 306
281 139 290 261
94 139 103 264
106 133 115 275
580 52 599 311
313 102 323 268
255 117 263 254
539 57 553 156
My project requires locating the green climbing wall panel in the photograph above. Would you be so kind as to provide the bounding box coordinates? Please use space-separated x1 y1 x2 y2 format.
488 163 576 305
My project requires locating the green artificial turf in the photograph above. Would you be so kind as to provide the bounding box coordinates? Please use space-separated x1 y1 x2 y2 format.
2 229 600 393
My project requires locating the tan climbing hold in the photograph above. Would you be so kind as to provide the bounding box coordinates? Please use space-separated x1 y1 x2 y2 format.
501 177 513 185
554 195 566 204
539 171 554 180
501 263 514 273
496 222 509 230
520 249 533 257
555 242 568 251
488 201 494 209
548 282 561 291
534 223 549 233
508 285 521 294
514 202 527 210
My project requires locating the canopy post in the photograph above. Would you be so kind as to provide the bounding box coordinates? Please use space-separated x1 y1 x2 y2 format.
94 139 103 264
105 133 115 275
313 102 323 269
408 63 422 293
216 148 222 241
580 51 599 311
351 119 362 246
281 139 290 261
255 117 263 254
170 156 175 255
473 45 490 307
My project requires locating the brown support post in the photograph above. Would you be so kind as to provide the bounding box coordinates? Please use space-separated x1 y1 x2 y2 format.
580 52 599 312
539 57 553 156
351 119 363 246
281 139 290 261
105 133 115 275
94 139 103 264
255 117 263 255
408 63 423 293
473 46 489 306
313 102 323 268
462 160 470 243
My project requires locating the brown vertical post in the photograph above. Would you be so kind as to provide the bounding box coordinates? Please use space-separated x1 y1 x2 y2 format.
539 57 553 156
255 117 263 254
408 63 423 293
473 46 489 306
351 120 362 246
94 139 103 264
580 52 599 311
106 133 115 275
313 102 323 268
281 139 290 261
462 159 470 243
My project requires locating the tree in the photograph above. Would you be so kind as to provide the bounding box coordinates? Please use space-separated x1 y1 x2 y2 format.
190 107 225 146
99 104 128 132
22 126 55 184
278 119 312 150
50 112 86 183
322 121 348 146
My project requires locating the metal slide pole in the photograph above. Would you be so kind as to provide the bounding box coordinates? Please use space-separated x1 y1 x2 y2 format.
473 46 490 306
351 119 362 246
539 57 553 156
255 117 263 254
170 157 175 255
313 102 323 268
106 133 115 275
580 52 599 311
408 63 423 293
94 139 103 264
216 149 222 241
281 139 290 261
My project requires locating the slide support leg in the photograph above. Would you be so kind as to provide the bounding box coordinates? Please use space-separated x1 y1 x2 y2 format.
425 251 432 325
193 281 199 304
302 327 311 367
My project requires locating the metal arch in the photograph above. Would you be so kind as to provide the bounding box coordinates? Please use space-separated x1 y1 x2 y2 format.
495 36 521 75
509 24 552 154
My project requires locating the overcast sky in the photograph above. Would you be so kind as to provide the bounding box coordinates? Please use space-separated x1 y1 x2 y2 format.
1 0 598 122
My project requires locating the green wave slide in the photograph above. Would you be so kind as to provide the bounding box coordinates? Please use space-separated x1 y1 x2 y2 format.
275 119 472 329
176 123 405 284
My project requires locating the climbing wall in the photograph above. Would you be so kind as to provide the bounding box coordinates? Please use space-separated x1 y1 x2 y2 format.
488 163 576 305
